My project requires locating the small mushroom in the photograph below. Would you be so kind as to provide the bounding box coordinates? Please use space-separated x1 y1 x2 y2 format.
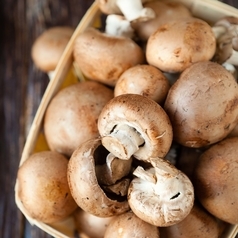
146 17 216 73
128 157 194 227
131 1 192 41
96 0 156 23
114 64 170 104
160 202 221 238
73 27 145 86
104 210 160 238
16 151 78 224
44 81 113 157
67 138 130 217
73 208 113 238
193 136 238 224
97 94 173 161
164 61 238 148
31 26 74 79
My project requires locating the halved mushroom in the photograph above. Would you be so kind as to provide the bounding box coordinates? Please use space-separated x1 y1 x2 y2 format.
146 17 216 73
31 26 74 79
104 210 160 238
114 64 170 104
128 157 194 227
73 27 145 86
16 151 78 224
67 138 130 217
193 136 238 224
97 94 173 161
44 81 113 157
164 61 238 148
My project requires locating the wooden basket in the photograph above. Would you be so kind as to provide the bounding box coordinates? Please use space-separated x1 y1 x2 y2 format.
15 0 238 237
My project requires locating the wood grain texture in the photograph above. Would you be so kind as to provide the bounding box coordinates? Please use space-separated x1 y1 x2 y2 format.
0 0 237 238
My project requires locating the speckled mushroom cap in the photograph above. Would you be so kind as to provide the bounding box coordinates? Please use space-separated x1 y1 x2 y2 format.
97 94 173 161
31 26 74 72
68 138 130 217
146 17 216 73
164 61 238 148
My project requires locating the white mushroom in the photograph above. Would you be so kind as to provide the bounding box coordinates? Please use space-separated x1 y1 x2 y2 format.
128 158 194 227
97 94 173 161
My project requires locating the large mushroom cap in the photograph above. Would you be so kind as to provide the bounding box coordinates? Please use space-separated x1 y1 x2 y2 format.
44 81 113 157
73 27 145 86
164 61 238 148
146 17 216 73
31 26 74 72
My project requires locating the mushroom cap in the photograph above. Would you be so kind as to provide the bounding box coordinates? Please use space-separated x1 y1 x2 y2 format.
73 208 113 238
73 27 145 86
160 202 221 238
68 138 130 217
98 94 173 161
114 64 170 104
31 26 74 72
146 17 216 73
132 1 192 41
104 210 160 238
44 81 113 157
16 151 78 224
164 61 238 148
96 0 122 15
193 137 238 224
128 158 194 227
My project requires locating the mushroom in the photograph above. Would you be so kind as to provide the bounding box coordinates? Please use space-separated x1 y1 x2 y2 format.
193 136 238 224
212 16 238 67
160 202 221 238
127 157 194 227
104 210 160 238
97 94 173 161
131 1 192 41
96 0 156 23
44 81 113 157
16 151 78 224
31 26 74 79
164 61 238 148
146 17 216 73
73 208 113 238
114 64 170 104
73 27 145 86
67 138 130 217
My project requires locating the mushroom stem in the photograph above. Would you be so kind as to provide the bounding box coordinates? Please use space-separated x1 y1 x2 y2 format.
225 49 238 66
96 153 132 185
105 14 134 38
212 25 227 39
102 124 144 160
222 62 238 80
116 0 156 22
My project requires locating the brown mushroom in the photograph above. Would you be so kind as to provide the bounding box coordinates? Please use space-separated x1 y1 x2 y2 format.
104 210 160 238
44 81 113 157
16 151 78 224
164 61 238 148
146 17 216 73
114 64 170 104
97 94 173 161
67 138 130 217
193 136 238 224
31 26 74 77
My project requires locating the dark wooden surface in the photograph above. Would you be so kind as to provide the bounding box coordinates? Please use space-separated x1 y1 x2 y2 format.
0 0 238 237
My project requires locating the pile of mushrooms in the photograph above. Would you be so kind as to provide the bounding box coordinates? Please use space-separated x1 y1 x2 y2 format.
17 0 238 237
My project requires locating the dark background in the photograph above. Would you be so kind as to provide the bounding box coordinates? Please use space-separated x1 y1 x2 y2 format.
0 0 237 237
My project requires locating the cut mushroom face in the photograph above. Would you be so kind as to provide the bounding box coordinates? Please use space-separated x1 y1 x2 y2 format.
146 17 216 73
104 210 160 238
97 94 173 161
67 138 130 217
128 158 194 227
73 27 145 86
31 26 74 79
